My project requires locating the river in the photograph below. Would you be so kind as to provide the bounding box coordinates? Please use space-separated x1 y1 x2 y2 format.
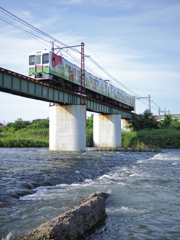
0 148 180 240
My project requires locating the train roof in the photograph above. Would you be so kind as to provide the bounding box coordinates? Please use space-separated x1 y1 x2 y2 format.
29 50 50 55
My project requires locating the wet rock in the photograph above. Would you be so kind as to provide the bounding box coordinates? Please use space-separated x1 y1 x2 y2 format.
0 204 7 208
41 180 54 186
21 192 109 240
22 183 35 190
79 192 108 205
11 190 33 198
9 193 19 199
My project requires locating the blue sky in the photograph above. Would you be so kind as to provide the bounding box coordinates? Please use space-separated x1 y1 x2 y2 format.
0 0 180 123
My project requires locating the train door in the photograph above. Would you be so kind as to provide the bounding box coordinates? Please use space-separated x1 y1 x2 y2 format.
93 78 97 90
29 54 35 76
105 82 108 96
52 53 63 77
29 53 42 76
35 54 42 74
42 52 49 75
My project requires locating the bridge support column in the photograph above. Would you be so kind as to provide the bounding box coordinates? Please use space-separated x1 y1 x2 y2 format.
49 104 86 151
93 114 121 148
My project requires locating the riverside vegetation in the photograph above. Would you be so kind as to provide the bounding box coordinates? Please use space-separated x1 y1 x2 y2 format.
0 110 180 149
0 119 49 147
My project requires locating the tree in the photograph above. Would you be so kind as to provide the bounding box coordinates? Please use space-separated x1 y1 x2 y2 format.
28 119 49 129
86 115 93 129
172 118 180 130
129 109 159 131
86 115 93 147
6 118 30 131
158 114 172 129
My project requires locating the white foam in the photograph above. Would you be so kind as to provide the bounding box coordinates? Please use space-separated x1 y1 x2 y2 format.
150 153 180 161
19 178 97 201
107 206 145 214
2 232 13 240
19 162 151 202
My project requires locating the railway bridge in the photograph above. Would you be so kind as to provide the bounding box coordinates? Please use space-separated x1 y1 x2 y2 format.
0 67 134 151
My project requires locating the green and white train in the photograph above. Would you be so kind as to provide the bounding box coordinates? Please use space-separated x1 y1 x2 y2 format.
28 50 135 111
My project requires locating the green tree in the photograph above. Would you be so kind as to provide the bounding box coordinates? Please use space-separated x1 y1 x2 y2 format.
171 118 180 130
86 115 93 147
28 119 49 129
86 115 93 129
6 118 30 131
159 114 172 129
129 109 159 131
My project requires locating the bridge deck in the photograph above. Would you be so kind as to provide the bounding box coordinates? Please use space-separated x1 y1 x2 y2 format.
0 67 133 119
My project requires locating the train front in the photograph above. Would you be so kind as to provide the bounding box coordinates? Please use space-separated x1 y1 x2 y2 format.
28 50 52 80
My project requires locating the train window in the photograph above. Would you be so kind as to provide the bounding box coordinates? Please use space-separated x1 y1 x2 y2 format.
89 77 92 83
29 55 35 65
77 70 80 77
42 53 49 64
36 55 41 65
72 68 76 76
66 65 71 71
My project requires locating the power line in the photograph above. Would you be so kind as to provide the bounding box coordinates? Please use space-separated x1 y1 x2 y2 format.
16 0 140 95
0 6 165 114
0 17 50 43
16 0 80 43
0 7 133 96
0 7 81 54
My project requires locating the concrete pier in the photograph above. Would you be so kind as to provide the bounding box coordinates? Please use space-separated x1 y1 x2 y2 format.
49 104 86 151
93 114 121 148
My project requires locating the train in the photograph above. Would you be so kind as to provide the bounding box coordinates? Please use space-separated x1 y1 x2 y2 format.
28 49 135 111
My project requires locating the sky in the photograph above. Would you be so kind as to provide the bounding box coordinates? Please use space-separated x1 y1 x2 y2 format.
0 0 180 123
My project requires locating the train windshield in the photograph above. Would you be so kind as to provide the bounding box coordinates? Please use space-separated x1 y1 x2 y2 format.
29 55 35 65
42 53 49 64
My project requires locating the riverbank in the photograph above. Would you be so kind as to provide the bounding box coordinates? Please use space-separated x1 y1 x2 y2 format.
0 118 180 148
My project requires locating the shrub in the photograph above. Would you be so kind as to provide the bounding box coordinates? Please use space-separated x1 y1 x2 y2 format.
129 110 159 131
86 128 93 147
122 129 180 148
0 138 48 147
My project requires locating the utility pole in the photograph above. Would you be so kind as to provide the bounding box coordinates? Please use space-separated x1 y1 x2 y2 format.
134 94 151 113
80 42 86 104
159 108 170 116
148 94 151 112
51 41 86 104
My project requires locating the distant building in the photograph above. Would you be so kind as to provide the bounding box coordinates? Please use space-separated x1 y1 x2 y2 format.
154 114 180 122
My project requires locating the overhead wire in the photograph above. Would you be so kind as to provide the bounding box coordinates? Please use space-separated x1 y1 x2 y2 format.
16 0 116 82
0 7 135 95
16 0 80 44
0 7 81 54
0 6 161 112
0 16 50 44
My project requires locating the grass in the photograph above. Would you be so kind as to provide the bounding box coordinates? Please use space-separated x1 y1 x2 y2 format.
122 129 180 149
0 129 49 147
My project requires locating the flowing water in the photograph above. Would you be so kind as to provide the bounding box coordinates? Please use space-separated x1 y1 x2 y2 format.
0 148 180 240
